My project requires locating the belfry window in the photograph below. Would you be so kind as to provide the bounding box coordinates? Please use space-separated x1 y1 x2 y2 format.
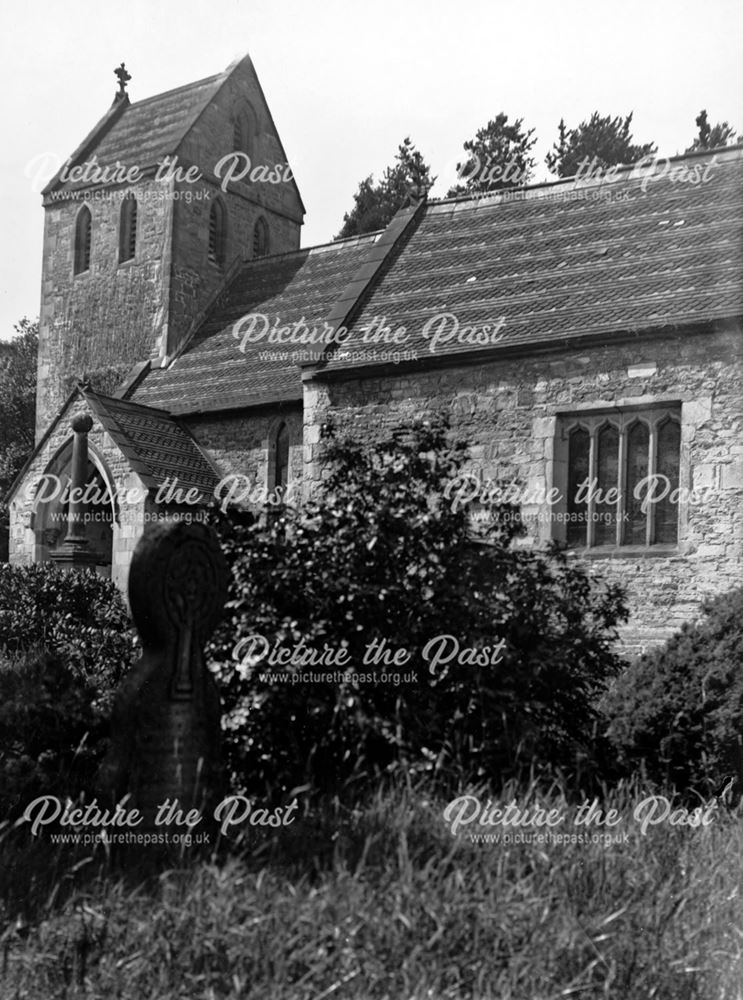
74 205 92 274
232 104 257 158
562 407 681 548
253 216 269 258
119 193 137 263
208 199 226 267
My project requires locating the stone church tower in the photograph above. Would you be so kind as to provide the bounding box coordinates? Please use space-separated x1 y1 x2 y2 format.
35 54 305 436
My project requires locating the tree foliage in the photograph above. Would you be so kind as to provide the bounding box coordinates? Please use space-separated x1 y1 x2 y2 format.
546 111 656 177
0 318 38 559
447 113 537 196
335 138 433 239
209 416 628 799
0 318 38 494
685 109 738 152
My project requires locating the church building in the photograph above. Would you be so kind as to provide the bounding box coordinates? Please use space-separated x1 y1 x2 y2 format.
8 54 743 652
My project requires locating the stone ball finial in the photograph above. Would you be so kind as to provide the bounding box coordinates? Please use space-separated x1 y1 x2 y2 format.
71 413 94 434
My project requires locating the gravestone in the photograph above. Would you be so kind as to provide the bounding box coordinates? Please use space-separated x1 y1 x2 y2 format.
98 519 229 835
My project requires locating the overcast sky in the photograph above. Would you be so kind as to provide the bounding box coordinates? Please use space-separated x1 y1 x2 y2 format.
1 0 741 338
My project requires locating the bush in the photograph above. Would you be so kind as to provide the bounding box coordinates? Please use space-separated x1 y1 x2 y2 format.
209 416 628 797
0 563 136 698
604 587 743 794
0 650 109 819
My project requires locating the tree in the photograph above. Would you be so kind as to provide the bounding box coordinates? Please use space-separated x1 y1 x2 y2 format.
209 416 627 798
685 109 738 152
0 318 38 560
546 111 656 178
335 137 433 238
447 113 537 196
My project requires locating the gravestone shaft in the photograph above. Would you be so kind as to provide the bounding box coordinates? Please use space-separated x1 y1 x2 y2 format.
100 520 228 834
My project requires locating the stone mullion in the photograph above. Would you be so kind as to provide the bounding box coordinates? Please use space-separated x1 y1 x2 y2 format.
647 419 658 545
587 426 597 548
616 422 628 546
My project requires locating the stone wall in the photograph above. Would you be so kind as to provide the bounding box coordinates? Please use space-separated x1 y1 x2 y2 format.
186 405 304 509
36 178 172 436
304 326 743 653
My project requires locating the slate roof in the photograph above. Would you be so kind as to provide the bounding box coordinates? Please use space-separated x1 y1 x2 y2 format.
320 145 743 371
44 72 228 199
131 233 381 413
6 386 221 504
92 76 225 172
84 390 220 498
41 53 305 213
131 145 743 413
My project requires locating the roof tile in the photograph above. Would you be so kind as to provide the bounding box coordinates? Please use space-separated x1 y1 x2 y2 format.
131 235 380 413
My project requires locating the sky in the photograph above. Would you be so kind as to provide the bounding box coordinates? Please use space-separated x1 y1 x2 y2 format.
1 0 741 338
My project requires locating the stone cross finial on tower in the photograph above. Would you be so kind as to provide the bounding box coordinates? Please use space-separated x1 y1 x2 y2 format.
114 62 131 101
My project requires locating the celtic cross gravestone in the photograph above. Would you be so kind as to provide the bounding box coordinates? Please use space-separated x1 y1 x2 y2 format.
99 519 228 834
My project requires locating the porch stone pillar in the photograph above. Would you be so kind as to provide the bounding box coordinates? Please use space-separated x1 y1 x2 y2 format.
51 413 100 570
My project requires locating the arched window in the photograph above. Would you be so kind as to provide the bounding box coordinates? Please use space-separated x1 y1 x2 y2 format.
232 104 257 157
253 216 269 258
625 420 650 545
208 199 226 267
594 422 619 545
74 205 92 274
275 423 290 492
566 426 589 547
119 193 137 263
267 421 291 500
655 418 681 544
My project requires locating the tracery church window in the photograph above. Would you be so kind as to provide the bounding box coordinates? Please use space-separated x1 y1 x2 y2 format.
561 406 681 548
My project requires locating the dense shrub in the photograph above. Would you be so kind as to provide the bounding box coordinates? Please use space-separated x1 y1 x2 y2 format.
604 587 743 794
0 566 134 820
0 650 108 819
0 563 136 697
209 416 628 797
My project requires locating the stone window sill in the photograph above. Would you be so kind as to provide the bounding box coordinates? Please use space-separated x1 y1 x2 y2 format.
566 544 681 560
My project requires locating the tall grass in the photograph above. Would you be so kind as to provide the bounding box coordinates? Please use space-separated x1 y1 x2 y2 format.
1 776 741 999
